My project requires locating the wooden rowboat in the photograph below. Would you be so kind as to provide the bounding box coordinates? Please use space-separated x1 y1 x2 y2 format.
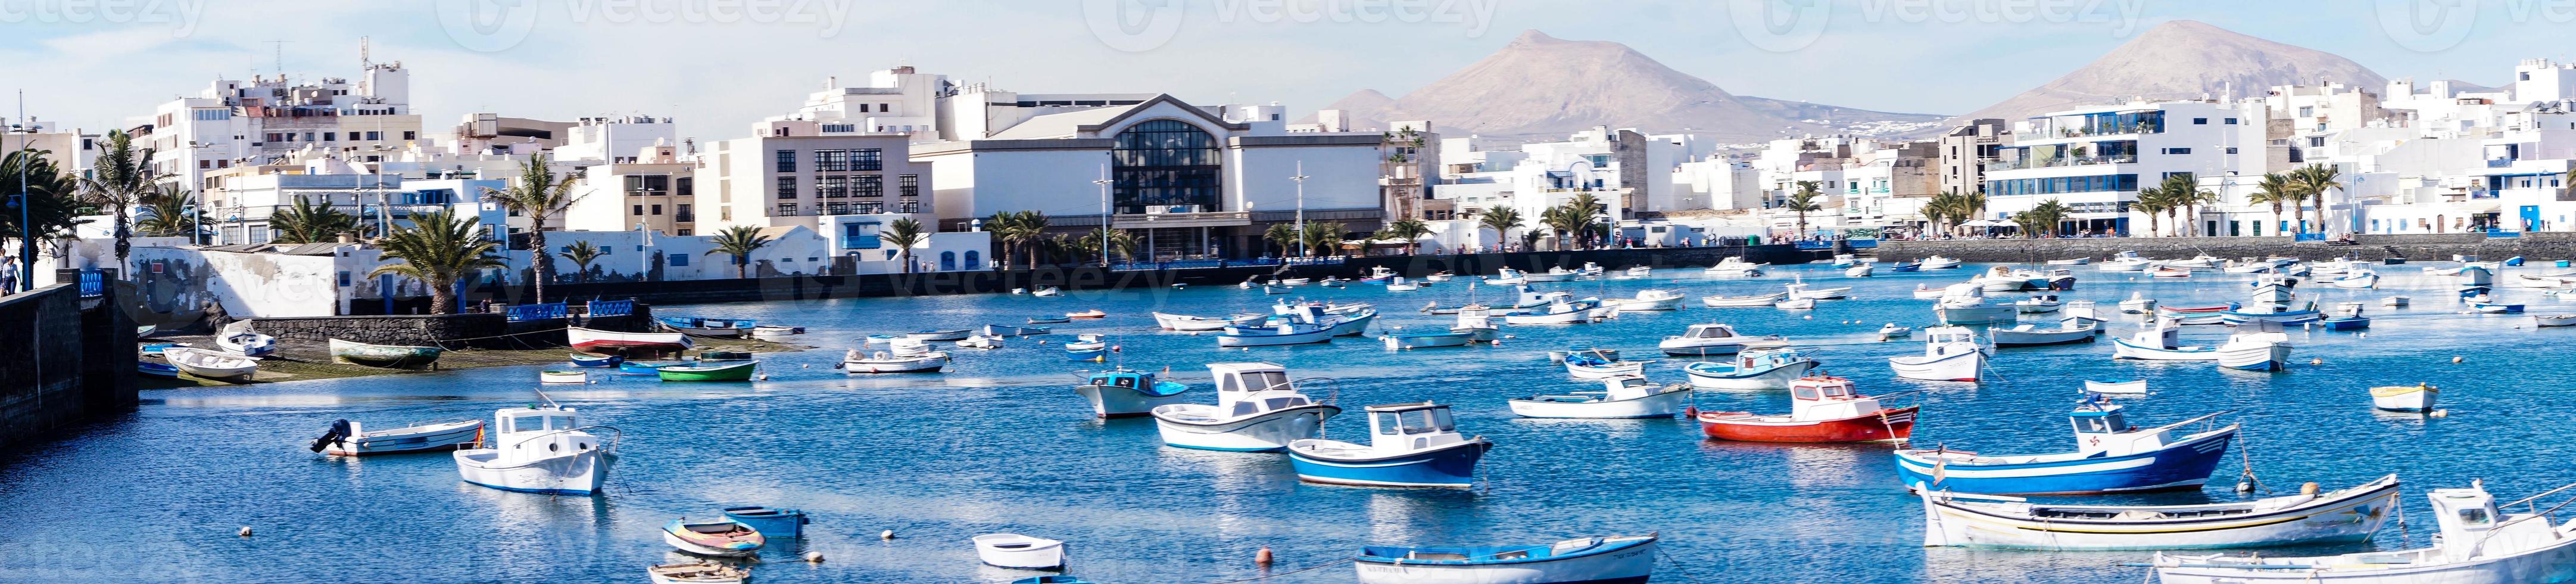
328 338 443 368
162 346 259 380
657 361 757 382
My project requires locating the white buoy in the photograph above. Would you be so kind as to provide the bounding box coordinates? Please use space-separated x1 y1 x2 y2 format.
802 364 810 369
757 374 771 381
2430 409 2450 418
880 530 896 540
804 551 825 563
238 526 253 537
2453 356 2465 364
2235 480 2254 493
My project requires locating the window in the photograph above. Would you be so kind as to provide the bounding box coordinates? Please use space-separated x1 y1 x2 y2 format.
817 176 849 198
815 149 849 172
2193 118 2207 125
857 175 883 197
854 148 882 171
403 131 416 141
632 204 644 216
2225 118 2238 125
1111 120 1222 213
842 222 881 249
624 175 670 196
651 204 662 215
776 203 800 216
776 176 798 198
671 253 689 266
2309 137 2326 147
899 174 919 198
2163 147 2192 154
323 132 336 141
676 177 694 197
2299 106 2315 117
720 207 731 220
940 251 957 271
675 204 694 222
336 271 351 287
775 150 797 172
2225 147 2239 154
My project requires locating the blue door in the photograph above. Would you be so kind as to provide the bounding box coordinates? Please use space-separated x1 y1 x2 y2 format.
2522 206 2542 231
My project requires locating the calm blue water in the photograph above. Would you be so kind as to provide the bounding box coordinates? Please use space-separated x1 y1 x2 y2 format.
1 261 2561 583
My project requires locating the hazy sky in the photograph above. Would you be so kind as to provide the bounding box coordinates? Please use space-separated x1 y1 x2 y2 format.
0 0 2565 139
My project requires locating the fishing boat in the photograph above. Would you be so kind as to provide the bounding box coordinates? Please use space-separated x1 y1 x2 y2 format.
842 349 949 374
1216 321 1333 347
719 506 809 538
657 316 756 337
161 346 258 380
540 369 588 384
1879 323 1914 340
2047 257 2092 266
1563 352 1649 379
1701 291 1788 308
2468 301 2526 314
1975 266 2057 292
2218 329 2294 371
1352 534 1658 584
1380 327 1478 350
1681 347 1819 390
1149 363 1339 452
1831 253 1858 267
1065 309 1108 320
907 328 972 341
1773 297 1816 310
567 327 694 353
2014 293 2063 314
973 533 1068 570
1919 256 1963 270
956 334 1005 350
2369 383 2437 412
1028 315 1072 324
2112 320 2222 361
1384 277 1420 292
749 325 805 339
1286 401 1490 487
2251 274 2300 303
985 324 1052 336
2539 314 2576 327
647 562 749 584
453 402 618 495
1075 368 1193 418
2453 264 2497 287
1508 376 1692 419
1888 326 1986 382
1888 262 1923 272
568 352 624 368
1031 286 1064 297
1988 318 2100 347
2220 301 2324 325
1704 257 1768 275
1658 323 1785 356
2150 479 2576 584
2321 302 2372 330
2332 269 2381 289
1500 297 1596 325
619 361 677 375
1846 263 1875 277
307 418 484 456
2120 292 2158 314
328 338 444 368
214 321 276 357
1894 395 2236 495
657 361 757 381
1920 474 2399 550
662 518 764 557
1694 375 1918 443
1610 288 1686 311
1933 284 2016 325
2099 251 2153 272
1485 268 1529 285
1785 278 1853 300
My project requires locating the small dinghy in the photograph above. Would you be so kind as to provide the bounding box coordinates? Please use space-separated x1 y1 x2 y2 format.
162 346 258 380
1380 327 1477 350
1701 291 1788 308
657 361 757 381
308 418 483 456
1031 286 1064 297
1149 363 1339 452
1384 277 1420 292
2151 479 2576 583
908 328 972 341
2119 292 2157 314
662 518 764 557
1424 271 1455 282
2082 380 2147 395
1888 326 1986 382
136 360 181 378
1772 297 1817 310
956 334 1005 350
214 321 276 357
843 349 949 374
1563 352 1648 379
1919 256 1963 270
454 402 618 495
539 369 588 384
1922 474 2400 550
1895 394 2236 495
1933 285 2016 325
1509 375 1692 418
985 324 1052 337
1681 347 1818 390
1287 401 1490 487
1027 315 1072 324
1061 333 1108 351
1888 262 1922 272
1065 309 1107 319
720 506 810 538
1611 288 1687 311
619 361 677 375
1846 263 1875 277
567 327 693 353
1074 368 1193 418
568 352 625 368
2467 301 2525 314
2047 257 2091 266
329 338 444 368
658 316 756 338
1153 312 1261 331
2113 320 2220 361
1694 375 1917 443
974 533 1068 570
1353 534 1657 584
749 325 805 339
1988 318 2099 347
2321 302 2372 331
2369 383 2438 412
645 562 749 584
2539 314 2576 327
1878 323 1914 340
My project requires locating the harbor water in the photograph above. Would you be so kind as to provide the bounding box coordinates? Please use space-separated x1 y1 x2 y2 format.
1 262 2560 582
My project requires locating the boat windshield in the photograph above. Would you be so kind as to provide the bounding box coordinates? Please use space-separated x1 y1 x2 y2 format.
1235 371 1290 393
1791 385 1820 401
1380 408 1455 434
507 414 575 433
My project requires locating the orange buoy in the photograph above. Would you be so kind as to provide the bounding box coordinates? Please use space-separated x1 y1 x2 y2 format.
1255 546 1274 565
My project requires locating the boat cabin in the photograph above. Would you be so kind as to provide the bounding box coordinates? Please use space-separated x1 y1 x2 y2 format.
1676 324 1742 340
1786 376 1885 421
1084 369 1184 396
1363 402 1471 453
2128 321 2181 349
1922 327 1980 356
1208 362 1314 416
2066 399 2173 456
2425 482 2547 563
488 405 603 458
1598 376 1660 400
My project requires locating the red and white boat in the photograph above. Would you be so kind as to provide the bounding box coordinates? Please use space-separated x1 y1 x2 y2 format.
566 327 694 353
2147 266 2193 278
1691 376 1919 443
1066 309 1108 319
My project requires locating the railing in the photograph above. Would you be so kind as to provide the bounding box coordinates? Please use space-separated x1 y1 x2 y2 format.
1111 259 1234 271
1983 154 2137 172
506 302 567 322
2487 159 2515 168
587 300 634 317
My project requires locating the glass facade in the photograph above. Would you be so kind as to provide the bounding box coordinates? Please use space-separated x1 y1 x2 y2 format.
1111 120 1222 214
1986 174 2138 197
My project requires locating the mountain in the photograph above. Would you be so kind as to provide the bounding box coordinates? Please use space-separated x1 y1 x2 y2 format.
1958 20 2388 123
1313 30 1947 144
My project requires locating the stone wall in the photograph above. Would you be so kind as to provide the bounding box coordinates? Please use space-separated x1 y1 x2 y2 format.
1878 234 2576 263
252 305 656 349
0 274 138 450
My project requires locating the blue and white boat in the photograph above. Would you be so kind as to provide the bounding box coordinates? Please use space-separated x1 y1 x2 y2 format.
2110 320 2220 361
1149 363 1339 452
1894 396 2237 495
2468 301 2525 314
138 360 181 378
1353 533 1658 584
1065 347 1107 362
720 506 810 538
1681 347 1818 390
984 324 1052 336
1888 262 1922 272
1380 327 1477 350
567 352 624 368
1287 402 1490 487
618 361 676 375
1216 321 1333 347
2319 302 2371 331
1074 368 1192 418
659 315 756 337
2219 301 2323 325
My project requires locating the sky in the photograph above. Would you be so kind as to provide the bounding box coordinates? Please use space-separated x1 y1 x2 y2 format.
0 0 2568 139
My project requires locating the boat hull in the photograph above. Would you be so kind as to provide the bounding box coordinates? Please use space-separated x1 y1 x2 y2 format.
2216 343 2293 371
844 355 948 373
1923 479 2397 550
2371 387 2436 412
1288 440 1490 487
1353 540 1656 584
1384 332 1477 349
2112 338 2219 361
1988 328 2095 347
454 449 615 495
324 421 484 456
1889 351 1984 382
1936 305 2017 325
1151 405 1340 452
1075 384 1193 418
1893 427 2236 495
1508 389 1689 419
2157 538 2576 584
1698 406 1917 443
658 362 757 381
1682 360 1817 390
1217 328 1333 347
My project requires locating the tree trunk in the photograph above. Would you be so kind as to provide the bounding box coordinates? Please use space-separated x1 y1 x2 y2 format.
900 251 912 274
528 227 551 304
736 257 749 279
429 278 455 315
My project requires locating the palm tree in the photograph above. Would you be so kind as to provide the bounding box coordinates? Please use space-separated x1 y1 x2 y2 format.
80 129 152 265
1477 207 1523 250
559 240 603 283
2131 185 2172 238
2248 173 2298 237
482 156 583 303
1538 206 1581 251
986 212 1024 269
1376 218 1432 254
1562 192 1606 249
0 147 83 259
1958 189 1988 235
2157 173 2204 237
1299 222 1342 257
1263 223 1300 257
1920 190 1958 236
135 185 198 240
704 225 774 279
2291 164 2343 234
1783 181 1825 238
369 208 503 315
1080 228 1136 265
881 218 929 273
2016 198 2072 238
269 195 364 243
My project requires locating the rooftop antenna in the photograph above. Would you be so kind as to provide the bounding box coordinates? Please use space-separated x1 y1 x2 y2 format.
264 40 293 81
360 36 371 68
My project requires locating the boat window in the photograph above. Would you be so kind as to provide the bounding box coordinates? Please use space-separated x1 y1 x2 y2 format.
1240 371 1290 392
1792 386 1820 401
1230 402 1259 417
1820 384 1852 398
1429 408 1455 432
1112 375 1139 389
2459 508 2491 525
1264 397 1298 411
1375 412 1399 435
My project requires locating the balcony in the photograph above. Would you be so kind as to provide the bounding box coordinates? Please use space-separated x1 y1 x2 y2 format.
1110 210 1252 229
1984 154 2137 172
2487 159 2515 168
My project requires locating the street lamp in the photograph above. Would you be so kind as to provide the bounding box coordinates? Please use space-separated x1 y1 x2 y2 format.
1290 162 1309 258
1093 164 1112 268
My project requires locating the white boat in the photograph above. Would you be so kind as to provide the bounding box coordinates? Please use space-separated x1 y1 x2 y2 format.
2163 254 2219 270
213 321 276 357
453 403 618 495
1149 363 1340 452
1845 263 1875 277
1922 474 2400 550
2047 257 2091 266
2014 293 2063 314
2215 330 2294 371
2454 265 2497 287
2119 292 2157 314
1621 266 1652 278
1701 291 1788 307
956 334 1004 350
2112 320 2221 361
842 350 950 373
539 369 588 384
1500 298 1596 325
1658 323 1786 357
1704 257 1768 275
1485 268 1529 285
662 518 765 558
1511 284 1573 308
2098 251 2153 272
1287 405 1492 490
1973 266 2047 292
2383 296 2411 307
1610 288 1686 311
1423 271 1455 282
1933 284 2016 325
2221 257 2279 274
972 533 1067 570
1152 312 1263 332
1352 534 1658 584
1522 267 1583 282
1773 297 1817 310
1380 327 1478 350
1278 277 1313 286
1831 253 1858 267
1888 326 1985 382
2153 480 2576 584
1215 321 1334 347
1062 333 1108 351
1785 278 1851 300
1074 369 1194 418
1562 352 1648 379
1919 256 1963 270
1911 285 1947 300
2083 380 2147 395
1031 286 1063 297
2539 314 2576 327
2369 383 2437 412
1681 347 1819 390
1509 376 1692 418
1879 323 1914 340
1385 277 1420 292
647 562 749 584
160 346 258 379
1988 318 2099 347
2332 269 2381 290
308 418 484 456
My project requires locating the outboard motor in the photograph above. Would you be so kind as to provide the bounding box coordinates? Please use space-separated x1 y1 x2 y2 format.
308 419 354 452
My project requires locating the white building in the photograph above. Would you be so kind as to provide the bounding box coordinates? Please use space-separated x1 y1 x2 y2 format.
1983 100 2267 235
1426 127 1710 248
137 55 423 192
